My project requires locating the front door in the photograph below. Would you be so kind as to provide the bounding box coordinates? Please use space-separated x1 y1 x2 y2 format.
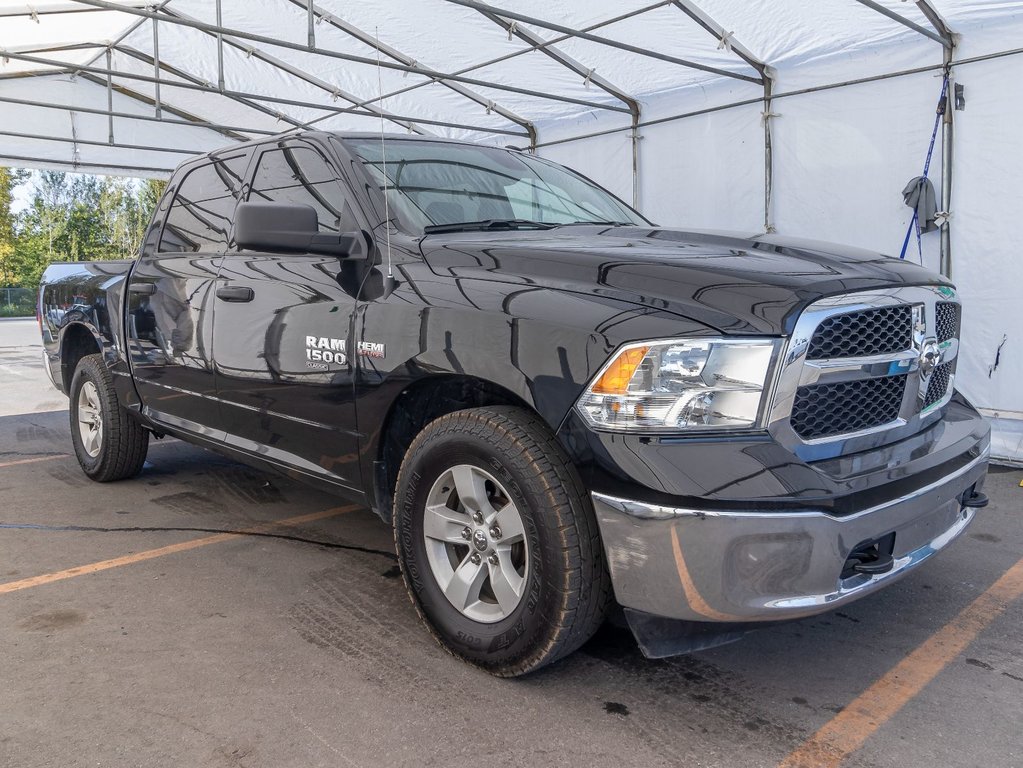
126 152 249 434
213 139 364 491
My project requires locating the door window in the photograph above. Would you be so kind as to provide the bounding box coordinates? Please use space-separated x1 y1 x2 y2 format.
159 154 249 253
249 145 358 234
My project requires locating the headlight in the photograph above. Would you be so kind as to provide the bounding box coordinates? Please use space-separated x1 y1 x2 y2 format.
576 338 780 432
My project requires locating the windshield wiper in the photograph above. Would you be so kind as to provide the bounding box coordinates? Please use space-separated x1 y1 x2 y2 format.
557 220 634 227
422 219 558 234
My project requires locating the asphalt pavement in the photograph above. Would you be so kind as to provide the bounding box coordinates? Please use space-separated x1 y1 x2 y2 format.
1 317 1021 768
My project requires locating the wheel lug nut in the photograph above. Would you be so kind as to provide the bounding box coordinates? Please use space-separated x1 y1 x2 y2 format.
472 511 484 524
488 553 499 566
470 552 482 565
461 526 472 540
489 525 501 539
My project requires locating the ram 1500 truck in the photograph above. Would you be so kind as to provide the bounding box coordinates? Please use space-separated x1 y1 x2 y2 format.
39 131 990 676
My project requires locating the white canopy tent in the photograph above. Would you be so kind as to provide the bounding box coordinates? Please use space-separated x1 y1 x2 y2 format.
1 0 1021 462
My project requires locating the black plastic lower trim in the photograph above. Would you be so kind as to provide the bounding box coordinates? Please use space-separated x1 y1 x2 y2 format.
623 608 766 659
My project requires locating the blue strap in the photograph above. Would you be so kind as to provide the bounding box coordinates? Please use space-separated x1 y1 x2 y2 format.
900 73 949 261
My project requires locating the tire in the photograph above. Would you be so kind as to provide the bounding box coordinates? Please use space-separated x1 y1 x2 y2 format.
393 406 612 677
69 353 149 482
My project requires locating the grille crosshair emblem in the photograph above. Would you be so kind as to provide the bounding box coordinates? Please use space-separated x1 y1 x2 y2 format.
918 338 943 382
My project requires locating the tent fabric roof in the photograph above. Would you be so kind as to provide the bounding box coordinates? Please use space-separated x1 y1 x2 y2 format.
0 0 1016 176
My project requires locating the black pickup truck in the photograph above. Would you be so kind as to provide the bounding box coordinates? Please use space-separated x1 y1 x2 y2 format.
39 131 990 676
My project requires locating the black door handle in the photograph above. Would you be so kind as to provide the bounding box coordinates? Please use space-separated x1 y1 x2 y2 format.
129 282 156 296
216 286 254 303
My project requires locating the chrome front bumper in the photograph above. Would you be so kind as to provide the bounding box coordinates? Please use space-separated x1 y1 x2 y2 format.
591 450 989 623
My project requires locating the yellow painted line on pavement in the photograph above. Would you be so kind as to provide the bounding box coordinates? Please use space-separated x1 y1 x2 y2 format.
0 505 359 595
779 555 1023 768
0 454 70 469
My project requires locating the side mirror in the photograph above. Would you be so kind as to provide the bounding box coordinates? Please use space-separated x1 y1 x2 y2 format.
234 201 370 258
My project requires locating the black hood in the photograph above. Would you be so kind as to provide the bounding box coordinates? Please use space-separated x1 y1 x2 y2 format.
419 226 950 335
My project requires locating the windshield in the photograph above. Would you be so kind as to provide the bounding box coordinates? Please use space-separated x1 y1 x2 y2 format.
339 137 648 234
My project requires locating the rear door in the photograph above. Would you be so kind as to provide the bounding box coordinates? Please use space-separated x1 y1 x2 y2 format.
212 138 364 491
126 152 250 433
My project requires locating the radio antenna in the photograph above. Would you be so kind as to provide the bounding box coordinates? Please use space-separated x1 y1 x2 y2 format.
375 26 396 296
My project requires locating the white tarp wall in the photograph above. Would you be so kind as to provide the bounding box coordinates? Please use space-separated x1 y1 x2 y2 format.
1 0 1021 460
537 6 1023 463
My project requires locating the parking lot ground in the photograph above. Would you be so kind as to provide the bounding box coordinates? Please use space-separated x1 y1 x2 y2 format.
1 317 1022 768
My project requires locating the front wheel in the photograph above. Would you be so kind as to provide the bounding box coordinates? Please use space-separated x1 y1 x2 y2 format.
393 406 611 676
69 353 149 481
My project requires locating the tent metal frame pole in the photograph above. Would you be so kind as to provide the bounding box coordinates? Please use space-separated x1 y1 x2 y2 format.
68 0 630 114
0 42 109 56
852 0 950 46
105 47 114 145
1 48 530 138
534 56 983 148
472 8 641 201
216 0 225 92
0 129 205 156
916 0 954 43
631 116 640 210
0 69 75 80
114 45 526 138
668 0 773 230
81 0 171 70
113 46 307 131
163 7 425 136
915 0 956 277
445 0 762 84
0 152 172 175
152 17 161 118
940 45 953 278
856 0 956 274
763 75 774 233
77 70 254 140
145 24 406 135
319 0 668 121
0 93 277 136
669 0 767 77
288 0 537 147
0 2 150 18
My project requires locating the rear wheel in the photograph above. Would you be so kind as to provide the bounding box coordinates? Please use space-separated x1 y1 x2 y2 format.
69 353 149 481
393 406 611 676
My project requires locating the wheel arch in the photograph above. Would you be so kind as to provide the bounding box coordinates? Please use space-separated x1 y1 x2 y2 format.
59 321 104 393
369 374 538 521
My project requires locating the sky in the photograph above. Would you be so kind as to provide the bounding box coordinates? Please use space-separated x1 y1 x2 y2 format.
12 178 32 213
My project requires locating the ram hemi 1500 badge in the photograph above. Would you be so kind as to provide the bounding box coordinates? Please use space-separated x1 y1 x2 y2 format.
306 335 346 367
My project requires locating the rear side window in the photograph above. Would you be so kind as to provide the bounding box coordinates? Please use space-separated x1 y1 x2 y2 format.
248 145 358 234
159 154 249 253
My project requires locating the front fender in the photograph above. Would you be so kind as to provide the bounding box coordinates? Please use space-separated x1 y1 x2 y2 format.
353 261 719 512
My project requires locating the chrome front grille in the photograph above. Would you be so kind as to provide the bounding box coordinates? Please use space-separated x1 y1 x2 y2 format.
806 305 912 360
791 374 907 440
769 286 961 457
935 301 960 343
923 360 953 410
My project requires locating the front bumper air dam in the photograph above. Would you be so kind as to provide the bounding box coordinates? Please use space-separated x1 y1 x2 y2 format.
591 449 989 654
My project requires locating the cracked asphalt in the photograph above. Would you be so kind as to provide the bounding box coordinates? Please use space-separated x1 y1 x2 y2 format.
1 317 1022 768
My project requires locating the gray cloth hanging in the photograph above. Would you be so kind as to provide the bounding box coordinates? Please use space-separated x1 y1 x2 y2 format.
902 176 938 233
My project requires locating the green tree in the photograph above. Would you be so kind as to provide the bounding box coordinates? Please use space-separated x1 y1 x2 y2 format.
0 167 29 287
6 171 168 289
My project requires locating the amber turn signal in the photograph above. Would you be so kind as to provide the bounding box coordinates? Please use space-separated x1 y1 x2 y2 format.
591 345 649 394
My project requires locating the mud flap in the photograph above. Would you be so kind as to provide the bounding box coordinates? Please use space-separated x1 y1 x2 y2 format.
624 608 761 659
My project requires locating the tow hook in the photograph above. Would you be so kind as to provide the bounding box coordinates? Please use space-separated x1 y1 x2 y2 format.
962 490 989 508
843 532 897 578
850 551 895 575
